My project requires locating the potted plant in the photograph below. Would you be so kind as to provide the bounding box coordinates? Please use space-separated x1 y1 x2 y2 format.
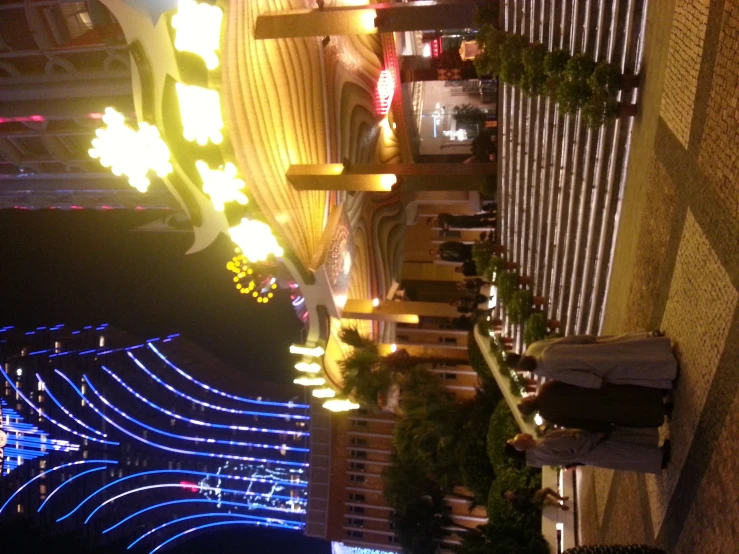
521 42 547 96
472 241 495 275
564 54 597 82
508 290 534 324
524 311 549 344
497 270 520 304
544 49 570 75
556 79 592 115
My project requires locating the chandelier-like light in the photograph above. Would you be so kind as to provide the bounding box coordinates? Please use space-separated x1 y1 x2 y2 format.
172 0 223 70
197 161 247 211
176 83 224 145
229 219 284 262
88 108 172 192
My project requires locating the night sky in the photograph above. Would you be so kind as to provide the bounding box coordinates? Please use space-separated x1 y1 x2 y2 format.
0 209 330 554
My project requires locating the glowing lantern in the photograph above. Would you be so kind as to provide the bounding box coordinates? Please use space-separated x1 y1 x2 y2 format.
172 0 223 70
295 362 321 373
228 219 284 263
88 107 172 192
375 70 395 115
289 345 325 357
312 388 336 399
322 399 360 412
294 377 326 387
176 83 224 145
196 161 247 211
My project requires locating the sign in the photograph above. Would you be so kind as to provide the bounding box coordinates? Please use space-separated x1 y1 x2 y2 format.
374 70 395 115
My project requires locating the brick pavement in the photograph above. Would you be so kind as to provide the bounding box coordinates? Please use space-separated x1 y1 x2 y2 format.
578 0 739 551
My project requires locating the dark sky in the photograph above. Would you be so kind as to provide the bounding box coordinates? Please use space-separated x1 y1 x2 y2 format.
0 209 329 554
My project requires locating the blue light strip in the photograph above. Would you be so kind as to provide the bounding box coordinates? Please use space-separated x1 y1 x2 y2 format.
82 372 307 453
129 513 301 549
58 467 305 523
0 367 118 446
147 343 309 409
81 374 308 467
36 374 107 437
104 498 304 535
0 460 116 518
150 520 287 554
38 466 108 512
85 483 306 524
127 354 309 420
93 367 308 437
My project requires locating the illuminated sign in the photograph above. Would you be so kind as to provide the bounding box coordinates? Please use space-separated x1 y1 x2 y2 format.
196 161 247 211
375 70 395 115
176 83 225 145
88 108 172 192
172 0 223 70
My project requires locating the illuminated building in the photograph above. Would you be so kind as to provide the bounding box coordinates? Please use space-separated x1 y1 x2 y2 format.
0 325 309 551
0 0 178 211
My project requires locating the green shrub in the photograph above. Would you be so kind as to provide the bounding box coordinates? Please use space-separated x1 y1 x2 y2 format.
556 79 592 114
454 521 550 554
588 61 622 91
484 255 506 284
497 270 520 304
499 34 528 84
521 43 548 96
458 389 499 505
508 290 534 324
565 53 597 81
472 241 496 275
524 312 549 344
480 174 496 197
582 92 619 129
544 48 570 75
468 331 495 387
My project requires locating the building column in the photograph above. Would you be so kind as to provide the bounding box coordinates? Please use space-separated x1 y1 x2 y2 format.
377 344 469 361
287 163 496 192
342 299 459 322
255 1 477 39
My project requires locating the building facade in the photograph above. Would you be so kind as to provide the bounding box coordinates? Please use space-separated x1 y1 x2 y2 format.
0 324 309 551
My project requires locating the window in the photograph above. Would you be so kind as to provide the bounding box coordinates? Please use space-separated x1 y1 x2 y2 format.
348 506 365 514
350 450 367 459
347 518 364 527
349 462 366 471
349 493 365 502
350 420 368 428
350 438 368 446
349 475 366 484
346 530 363 539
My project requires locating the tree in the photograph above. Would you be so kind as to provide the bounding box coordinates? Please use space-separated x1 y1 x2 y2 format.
563 547 666 554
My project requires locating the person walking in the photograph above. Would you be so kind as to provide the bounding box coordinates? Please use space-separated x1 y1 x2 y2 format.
427 213 496 230
517 381 667 431
511 332 678 389
506 428 670 474
430 242 473 263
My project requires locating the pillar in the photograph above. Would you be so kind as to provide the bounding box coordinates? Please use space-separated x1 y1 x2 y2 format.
342 299 459 321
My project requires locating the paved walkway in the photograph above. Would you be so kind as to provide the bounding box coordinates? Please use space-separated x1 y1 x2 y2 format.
580 0 739 552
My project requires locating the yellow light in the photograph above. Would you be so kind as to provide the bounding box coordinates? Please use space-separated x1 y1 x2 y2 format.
268 293 273 298
176 83 224 145
248 269 253 275
172 0 223 70
390 343 397 353
236 284 242 289
359 9 377 32
271 284 276 289
295 362 321 373
289 345 325 357
196 161 248 211
228 218 284 262
252 292 258 297
323 398 361 412
88 107 172 192
372 298 380 307
294 377 326 387
233 277 239 282
378 174 397 191
312 388 336 399
263 299 268 303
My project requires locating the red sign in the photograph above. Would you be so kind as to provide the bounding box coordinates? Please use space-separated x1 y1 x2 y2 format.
375 70 395 115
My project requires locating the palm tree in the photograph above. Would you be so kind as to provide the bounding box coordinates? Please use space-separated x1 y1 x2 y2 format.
338 326 461 407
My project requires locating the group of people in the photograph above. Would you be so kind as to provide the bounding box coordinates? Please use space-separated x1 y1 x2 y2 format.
427 206 497 266
504 331 680 475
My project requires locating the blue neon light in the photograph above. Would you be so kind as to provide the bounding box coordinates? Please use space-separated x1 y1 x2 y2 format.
92 367 308 437
103 498 304 535
36 374 107 437
85 483 306 524
0 367 118 446
127 354 309 420
0 460 116 518
80 374 309 467
57 468 306 523
129 513 301 549
150 520 279 554
38 466 108 512
81 373 307 453
147 343 309 409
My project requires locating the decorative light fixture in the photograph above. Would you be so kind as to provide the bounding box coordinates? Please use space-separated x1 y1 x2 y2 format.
293 377 325 387
196 161 247 211
176 83 224 145
171 0 223 70
289 345 325 357
228 218 284 262
294 362 321 373
322 399 360 412
227 254 280 304
374 69 395 115
311 388 336 399
88 107 172 192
